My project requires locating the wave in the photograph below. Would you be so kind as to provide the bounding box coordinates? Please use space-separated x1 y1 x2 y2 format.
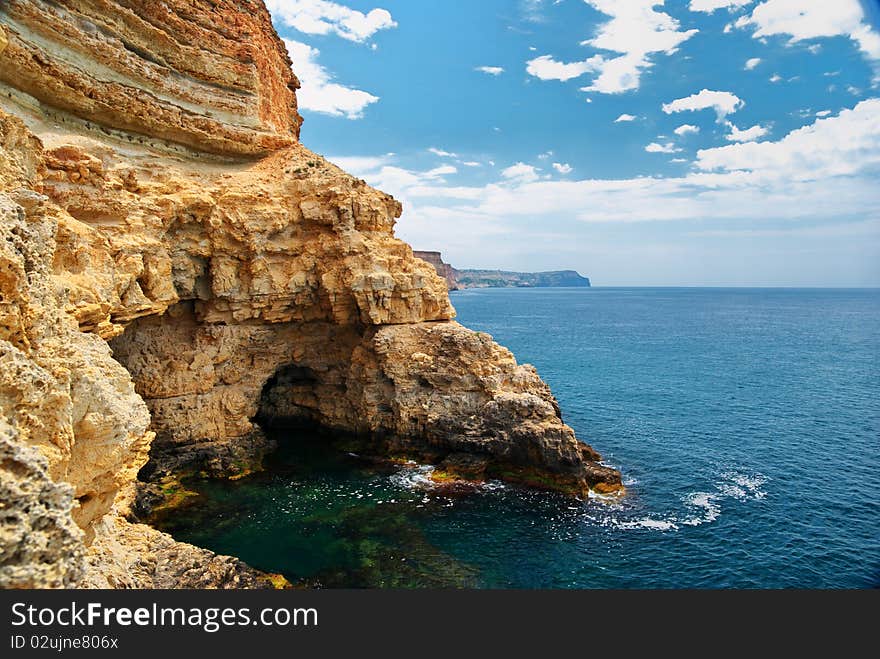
617 518 679 531
388 462 436 490
718 471 767 500
389 461 766 533
388 461 506 494
596 468 768 533
680 492 721 526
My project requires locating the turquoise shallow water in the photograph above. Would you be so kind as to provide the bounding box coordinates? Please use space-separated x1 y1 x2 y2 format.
155 288 880 588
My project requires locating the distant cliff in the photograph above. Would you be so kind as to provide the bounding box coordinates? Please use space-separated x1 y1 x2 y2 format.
413 252 590 290
455 269 591 289
411 251 457 290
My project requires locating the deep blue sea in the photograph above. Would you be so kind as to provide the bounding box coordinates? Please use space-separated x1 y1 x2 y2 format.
155 288 880 588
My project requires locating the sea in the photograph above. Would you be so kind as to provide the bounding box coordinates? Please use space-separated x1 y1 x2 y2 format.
154 288 880 588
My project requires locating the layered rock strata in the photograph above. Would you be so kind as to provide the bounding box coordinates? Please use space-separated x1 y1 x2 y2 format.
0 0 301 156
0 1 621 589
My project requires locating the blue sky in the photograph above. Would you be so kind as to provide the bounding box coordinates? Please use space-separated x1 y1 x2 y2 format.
265 0 880 286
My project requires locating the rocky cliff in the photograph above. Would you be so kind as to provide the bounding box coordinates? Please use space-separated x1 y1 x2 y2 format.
0 1 621 590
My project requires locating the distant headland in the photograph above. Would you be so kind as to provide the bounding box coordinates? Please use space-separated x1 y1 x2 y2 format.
414 251 591 290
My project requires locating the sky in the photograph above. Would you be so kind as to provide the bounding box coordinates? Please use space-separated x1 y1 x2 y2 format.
265 0 880 286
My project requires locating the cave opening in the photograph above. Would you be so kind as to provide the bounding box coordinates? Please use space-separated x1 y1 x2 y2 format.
106 300 387 524
253 362 322 433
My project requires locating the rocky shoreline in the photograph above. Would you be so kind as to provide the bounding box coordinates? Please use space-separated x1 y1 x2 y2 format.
0 0 621 590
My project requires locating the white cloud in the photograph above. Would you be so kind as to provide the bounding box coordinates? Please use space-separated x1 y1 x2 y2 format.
428 147 458 158
475 66 505 76
645 142 681 153
283 39 379 118
735 0 880 61
689 218 880 239
674 123 700 136
462 161 482 167
525 2 698 92
552 162 573 174
725 123 769 142
521 0 550 23
329 154 393 175
582 1 698 58
816 110 832 117
615 113 638 122
696 98 880 180
267 0 396 43
537 151 554 160
577 53 646 94
744 57 762 70
662 89 744 120
769 73 782 82
526 55 598 81
689 0 752 12
326 157 463 199
670 158 689 163
488 174 870 223
501 162 541 182
425 165 458 177
571 1 698 94
362 166 423 190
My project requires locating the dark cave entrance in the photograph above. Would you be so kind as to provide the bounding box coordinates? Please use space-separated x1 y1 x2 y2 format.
252 361 380 459
254 362 323 432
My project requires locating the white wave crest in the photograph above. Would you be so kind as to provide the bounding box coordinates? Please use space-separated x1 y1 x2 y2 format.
388 462 506 493
388 463 436 489
599 469 768 533
680 492 721 526
617 518 679 531
720 471 767 500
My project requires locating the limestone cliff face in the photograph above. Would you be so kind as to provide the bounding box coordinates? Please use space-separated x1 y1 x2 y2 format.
0 1 621 589
0 110 279 589
0 0 301 156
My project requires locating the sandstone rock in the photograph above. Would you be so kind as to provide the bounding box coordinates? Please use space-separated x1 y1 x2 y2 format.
438 453 491 481
0 418 84 589
79 513 282 589
0 177 153 542
0 0 301 156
